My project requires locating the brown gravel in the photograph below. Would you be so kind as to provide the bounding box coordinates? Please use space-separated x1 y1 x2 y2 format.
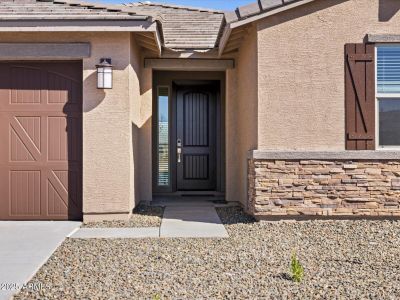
16 207 400 299
82 205 164 228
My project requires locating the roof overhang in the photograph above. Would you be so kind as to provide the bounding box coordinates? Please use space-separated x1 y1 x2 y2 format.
144 58 234 71
134 24 163 57
0 20 162 56
219 0 319 56
0 0 163 56
124 2 224 53
0 19 155 32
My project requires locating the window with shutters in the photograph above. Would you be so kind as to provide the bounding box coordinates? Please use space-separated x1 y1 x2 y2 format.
376 45 400 148
345 43 375 150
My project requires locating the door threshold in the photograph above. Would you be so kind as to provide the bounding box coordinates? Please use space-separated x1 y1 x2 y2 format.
150 197 234 208
151 193 226 206
154 191 225 197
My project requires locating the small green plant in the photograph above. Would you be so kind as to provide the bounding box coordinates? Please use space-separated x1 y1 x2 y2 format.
290 250 304 283
153 294 161 300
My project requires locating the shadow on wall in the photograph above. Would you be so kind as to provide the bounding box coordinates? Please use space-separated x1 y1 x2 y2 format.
379 0 400 22
131 117 152 204
132 122 140 206
83 71 105 112
138 117 152 201
133 55 153 203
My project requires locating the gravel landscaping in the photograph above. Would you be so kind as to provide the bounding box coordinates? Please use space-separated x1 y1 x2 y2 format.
82 205 164 228
16 207 400 299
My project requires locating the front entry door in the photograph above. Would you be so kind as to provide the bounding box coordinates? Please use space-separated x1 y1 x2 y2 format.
176 85 217 190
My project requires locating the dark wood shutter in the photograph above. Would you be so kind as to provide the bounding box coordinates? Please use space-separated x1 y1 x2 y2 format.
345 43 375 150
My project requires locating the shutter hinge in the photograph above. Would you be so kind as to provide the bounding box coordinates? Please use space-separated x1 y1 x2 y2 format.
348 133 374 140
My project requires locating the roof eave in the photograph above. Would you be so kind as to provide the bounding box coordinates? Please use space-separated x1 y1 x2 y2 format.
0 19 155 32
152 20 163 57
232 0 318 29
218 25 232 57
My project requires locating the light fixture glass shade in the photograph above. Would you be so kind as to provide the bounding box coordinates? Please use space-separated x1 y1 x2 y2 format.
103 67 112 89
96 58 113 89
97 67 104 88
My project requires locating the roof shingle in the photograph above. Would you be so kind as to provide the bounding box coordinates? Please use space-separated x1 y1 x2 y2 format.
0 0 149 21
226 0 301 24
127 2 225 50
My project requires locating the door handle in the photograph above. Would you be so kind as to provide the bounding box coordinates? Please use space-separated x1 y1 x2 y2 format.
177 139 182 163
177 147 182 163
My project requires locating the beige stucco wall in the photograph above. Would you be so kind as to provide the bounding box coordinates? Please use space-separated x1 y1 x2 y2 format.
225 68 239 202
129 37 153 203
226 26 259 204
256 0 400 150
138 52 153 203
129 34 142 210
0 32 145 219
82 33 133 216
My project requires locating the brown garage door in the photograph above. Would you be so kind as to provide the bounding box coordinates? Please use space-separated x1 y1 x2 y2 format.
0 62 82 220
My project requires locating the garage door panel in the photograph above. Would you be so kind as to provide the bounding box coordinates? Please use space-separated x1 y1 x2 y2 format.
65 169 82 212
47 169 81 217
0 168 8 219
0 62 82 220
10 116 42 162
67 116 82 163
47 115 82 163
47 70 81 105
47 183 68 217
10 127 36 162
0 104 71 112
0 64 79 112
48 116 68 161
53 170 68 193
47 171 68 216
10 65 42 105
10 170 41 217
15 116 41 151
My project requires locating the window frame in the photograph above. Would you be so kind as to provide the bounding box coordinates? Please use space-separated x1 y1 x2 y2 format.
156 85 172 190
375 44 400 150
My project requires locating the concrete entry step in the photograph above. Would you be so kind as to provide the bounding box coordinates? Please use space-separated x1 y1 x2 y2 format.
160 205 229 238
151 196 239 208
153 199 218 207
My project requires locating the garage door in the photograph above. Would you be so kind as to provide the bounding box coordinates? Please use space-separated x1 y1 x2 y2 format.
0 62 83 220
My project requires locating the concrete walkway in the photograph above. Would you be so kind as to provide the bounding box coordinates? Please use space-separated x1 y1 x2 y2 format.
71 201 229 239
160 205 229 238
0 221 80 300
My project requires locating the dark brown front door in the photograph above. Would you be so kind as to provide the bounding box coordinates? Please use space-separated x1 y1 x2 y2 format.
0 62 83 220
176 85 217 190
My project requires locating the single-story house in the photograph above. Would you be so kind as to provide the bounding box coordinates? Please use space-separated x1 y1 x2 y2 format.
0 0 399 221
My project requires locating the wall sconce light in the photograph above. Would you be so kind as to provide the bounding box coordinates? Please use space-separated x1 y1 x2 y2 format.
96 58 113 89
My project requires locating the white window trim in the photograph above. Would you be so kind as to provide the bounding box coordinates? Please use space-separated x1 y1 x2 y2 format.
375 44 400 150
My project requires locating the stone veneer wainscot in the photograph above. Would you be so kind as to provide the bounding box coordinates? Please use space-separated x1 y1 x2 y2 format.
248 151 400 217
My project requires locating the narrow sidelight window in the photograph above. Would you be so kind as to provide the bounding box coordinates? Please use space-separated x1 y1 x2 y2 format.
157 87 170 186
377 45 400 148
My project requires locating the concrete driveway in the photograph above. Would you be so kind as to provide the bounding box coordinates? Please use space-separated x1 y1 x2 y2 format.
0 221 80 300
